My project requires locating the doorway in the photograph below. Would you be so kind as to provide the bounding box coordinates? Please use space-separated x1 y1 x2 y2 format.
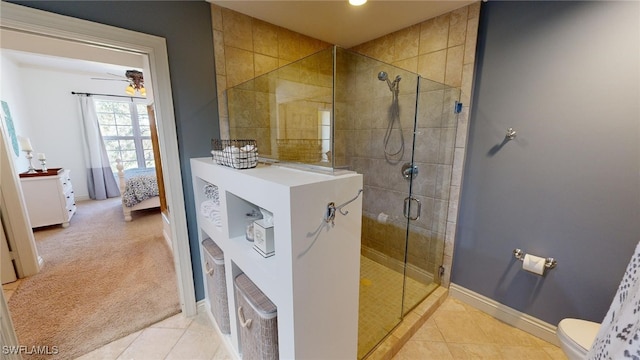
0 0 195 346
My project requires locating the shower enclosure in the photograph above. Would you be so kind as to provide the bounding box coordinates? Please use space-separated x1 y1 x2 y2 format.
225 46 460 359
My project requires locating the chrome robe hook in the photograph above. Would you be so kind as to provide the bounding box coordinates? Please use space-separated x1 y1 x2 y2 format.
324 189 363 225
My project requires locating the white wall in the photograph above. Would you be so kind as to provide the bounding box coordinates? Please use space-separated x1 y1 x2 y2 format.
0 55 31 171
1 58 152 199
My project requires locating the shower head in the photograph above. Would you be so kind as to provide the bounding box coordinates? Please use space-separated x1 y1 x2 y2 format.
377 71 401 93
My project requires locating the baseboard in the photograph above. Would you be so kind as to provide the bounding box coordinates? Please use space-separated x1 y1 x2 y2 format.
361 246 434 284
196 299 207 313
161 212 172 252
449 283 560 346
361 246 403 273
196 300 239 359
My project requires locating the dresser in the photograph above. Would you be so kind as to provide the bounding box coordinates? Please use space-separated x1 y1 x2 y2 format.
19 168 76 228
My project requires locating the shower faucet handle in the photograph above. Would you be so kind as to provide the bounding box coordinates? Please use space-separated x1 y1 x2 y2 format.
401 163 419 180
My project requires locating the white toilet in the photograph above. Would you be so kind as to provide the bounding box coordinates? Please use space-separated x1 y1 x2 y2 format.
556 318 601 360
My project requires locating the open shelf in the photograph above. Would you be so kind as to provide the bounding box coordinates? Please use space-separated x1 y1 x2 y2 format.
190 158 363 359
194 177 223 234
226 235 277 300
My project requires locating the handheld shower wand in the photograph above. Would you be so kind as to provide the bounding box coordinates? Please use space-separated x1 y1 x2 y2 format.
377 71 402 93
377 71 404 162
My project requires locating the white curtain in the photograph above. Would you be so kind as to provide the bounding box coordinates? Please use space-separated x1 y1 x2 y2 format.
77 95 120 200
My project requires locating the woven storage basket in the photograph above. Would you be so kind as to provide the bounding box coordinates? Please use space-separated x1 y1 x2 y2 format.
202 238 230 334
211 139 258 169
234 273 278 360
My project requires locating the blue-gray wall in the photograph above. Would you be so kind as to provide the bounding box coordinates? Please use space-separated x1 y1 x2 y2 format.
6 0 219 301
453 1 640 325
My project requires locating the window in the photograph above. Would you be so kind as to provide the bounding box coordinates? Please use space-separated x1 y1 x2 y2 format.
94 99 155 172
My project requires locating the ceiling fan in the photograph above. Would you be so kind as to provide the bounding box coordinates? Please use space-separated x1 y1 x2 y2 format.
91 70 146 96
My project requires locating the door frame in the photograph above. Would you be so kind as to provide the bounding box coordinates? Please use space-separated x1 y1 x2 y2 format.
1 287 21 360
0 2 196 316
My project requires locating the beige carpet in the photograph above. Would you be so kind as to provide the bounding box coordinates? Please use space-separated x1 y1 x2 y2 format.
8 197 180 360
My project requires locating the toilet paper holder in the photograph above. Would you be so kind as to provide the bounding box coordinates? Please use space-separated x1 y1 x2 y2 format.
513 248 557 269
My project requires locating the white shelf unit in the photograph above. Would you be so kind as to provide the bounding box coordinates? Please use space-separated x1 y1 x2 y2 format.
191 158 363 359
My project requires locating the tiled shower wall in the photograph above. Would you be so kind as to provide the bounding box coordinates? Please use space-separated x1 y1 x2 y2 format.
349 3 480 287
211 4 331 139
210 2 481 287
335 55 462 284
333 51 436 279
225 49 334 160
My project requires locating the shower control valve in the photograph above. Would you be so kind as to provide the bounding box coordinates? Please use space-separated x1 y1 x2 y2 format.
401 163 419 180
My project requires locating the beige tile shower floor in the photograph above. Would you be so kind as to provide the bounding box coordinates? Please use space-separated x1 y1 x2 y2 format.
359 256 436 358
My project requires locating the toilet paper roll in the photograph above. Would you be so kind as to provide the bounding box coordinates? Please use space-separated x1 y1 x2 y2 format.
523 254 546 275
377 212 389 224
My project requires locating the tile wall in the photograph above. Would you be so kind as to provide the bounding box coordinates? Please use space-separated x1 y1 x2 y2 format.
349 3 480 286
224 48 334 161
333 47 463 287
210 2 481 287
211 4 331 141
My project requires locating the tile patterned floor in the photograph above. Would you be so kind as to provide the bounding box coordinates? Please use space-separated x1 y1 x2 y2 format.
4 280 566 359
393 297 567 360
74 311 234 360
358 256 436 358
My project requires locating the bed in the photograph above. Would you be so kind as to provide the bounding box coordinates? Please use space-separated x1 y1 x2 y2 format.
116 159 161 221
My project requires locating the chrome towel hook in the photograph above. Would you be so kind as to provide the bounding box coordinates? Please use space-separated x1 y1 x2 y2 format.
336 189 363 216
324 189 363 225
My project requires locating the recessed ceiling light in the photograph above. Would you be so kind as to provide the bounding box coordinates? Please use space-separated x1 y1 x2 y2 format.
349 0 367 6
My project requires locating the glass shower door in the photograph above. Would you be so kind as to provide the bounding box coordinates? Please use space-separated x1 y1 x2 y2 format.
333 48 418 358
333 48 420 359
402 77 460 314
333 48 460 358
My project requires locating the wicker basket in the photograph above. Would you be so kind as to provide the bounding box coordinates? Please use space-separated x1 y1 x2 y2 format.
211 139 258 169
202 238 230 334
234 273 278 360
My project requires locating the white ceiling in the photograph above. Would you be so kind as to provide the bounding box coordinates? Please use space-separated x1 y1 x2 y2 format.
210 0 476 48
1 49 135 79
1 1 476 76
0 28 145 78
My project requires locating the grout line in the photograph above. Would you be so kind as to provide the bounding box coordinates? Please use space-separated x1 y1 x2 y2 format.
113 330 144 360
161 327 189 360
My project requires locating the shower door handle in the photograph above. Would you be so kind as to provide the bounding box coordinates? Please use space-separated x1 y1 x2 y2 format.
403 196 421 221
